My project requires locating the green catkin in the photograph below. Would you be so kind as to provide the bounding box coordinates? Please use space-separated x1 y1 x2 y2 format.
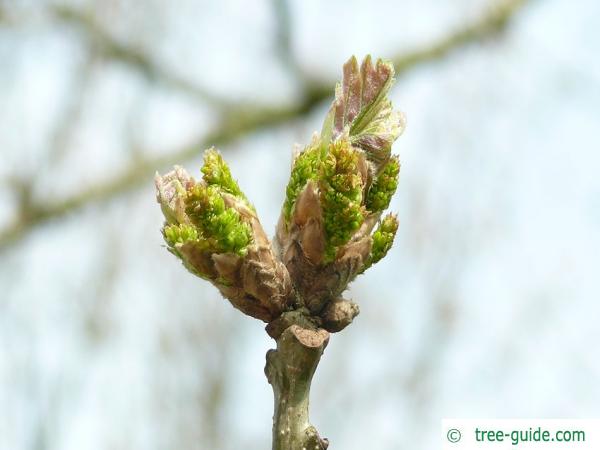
185 184 252 256
320 139 365 261
163 223 199 246
361 213 398 272
365 155 400 213
283 144 321 221
201 148 246 199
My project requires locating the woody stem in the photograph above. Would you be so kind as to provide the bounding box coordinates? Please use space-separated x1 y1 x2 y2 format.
265 325 330 450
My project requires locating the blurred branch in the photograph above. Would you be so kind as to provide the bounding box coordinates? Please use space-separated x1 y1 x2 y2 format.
51 5 228 108
393 0 529 72
47 57 97 164
272 0 303 77
0 0 531 251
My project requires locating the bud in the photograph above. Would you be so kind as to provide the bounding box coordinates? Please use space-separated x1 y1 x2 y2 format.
155 165 195 225
156 149 292 322
156 55 404 333
275 55 403 318
321 297 360 333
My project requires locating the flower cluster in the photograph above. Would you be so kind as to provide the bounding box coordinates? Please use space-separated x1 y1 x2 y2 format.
156 149 291 322
275 56 403 320
156 55 404 333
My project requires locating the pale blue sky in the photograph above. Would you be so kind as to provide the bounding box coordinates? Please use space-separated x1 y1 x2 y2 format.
1 0 599 449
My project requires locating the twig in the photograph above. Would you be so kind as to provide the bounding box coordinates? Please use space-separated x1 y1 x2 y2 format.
392 0 529 72
51 5 228 108
271 0 303 77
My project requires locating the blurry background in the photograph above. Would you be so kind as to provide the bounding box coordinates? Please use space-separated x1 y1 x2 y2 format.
1 0 599 449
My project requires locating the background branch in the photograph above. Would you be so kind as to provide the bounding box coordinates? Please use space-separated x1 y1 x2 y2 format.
272 0 304 80
51 5 229 108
